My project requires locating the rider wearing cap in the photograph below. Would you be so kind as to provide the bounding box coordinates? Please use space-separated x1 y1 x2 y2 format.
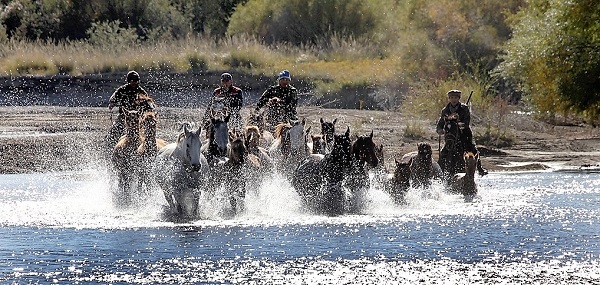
107 71 153 146
255 70 298 122
436 89 488 176
201 72 244 131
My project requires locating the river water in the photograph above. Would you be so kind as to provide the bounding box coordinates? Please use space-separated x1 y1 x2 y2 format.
0 168 598 284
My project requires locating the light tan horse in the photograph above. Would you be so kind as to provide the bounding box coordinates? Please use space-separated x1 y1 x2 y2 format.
137 111 168 156
136 111 168 191
244 125 273 170
112 109 142 206
449 151 478 202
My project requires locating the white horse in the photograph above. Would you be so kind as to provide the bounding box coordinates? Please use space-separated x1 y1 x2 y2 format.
154 123 208 220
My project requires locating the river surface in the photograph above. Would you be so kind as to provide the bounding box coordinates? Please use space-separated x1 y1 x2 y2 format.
0 169 599 284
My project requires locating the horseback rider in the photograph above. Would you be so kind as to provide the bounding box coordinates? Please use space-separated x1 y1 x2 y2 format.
107 70 155 146
436 89 488 176
255 69 298 122
201 72 244 132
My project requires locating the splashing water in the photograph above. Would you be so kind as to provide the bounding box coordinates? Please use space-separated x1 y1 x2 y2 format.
0 168 599 284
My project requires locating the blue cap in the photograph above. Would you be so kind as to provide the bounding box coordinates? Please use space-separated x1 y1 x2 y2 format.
277 70 291 81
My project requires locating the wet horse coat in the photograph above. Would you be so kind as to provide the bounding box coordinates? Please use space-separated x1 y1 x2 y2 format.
448 152 478 202
292 127 354 216
403 142 443 188
269 120 309 176
111 110 142 206
438 113 466 181
154 124 208 220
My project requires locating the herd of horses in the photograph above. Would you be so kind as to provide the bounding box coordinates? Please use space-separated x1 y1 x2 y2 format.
106 96 482 220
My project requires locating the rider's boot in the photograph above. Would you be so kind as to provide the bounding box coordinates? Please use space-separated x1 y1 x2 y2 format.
477 159 488 176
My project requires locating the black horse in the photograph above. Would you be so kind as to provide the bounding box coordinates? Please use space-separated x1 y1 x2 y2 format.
292 127 353 216
438 113 467 181
344 130 379 213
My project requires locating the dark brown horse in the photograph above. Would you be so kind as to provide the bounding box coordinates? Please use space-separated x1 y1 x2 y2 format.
403 142 443 188
387 158 411 205
223 131 248 215
438 113 466 181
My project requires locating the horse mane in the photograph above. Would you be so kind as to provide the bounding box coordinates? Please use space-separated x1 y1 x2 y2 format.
274 122 291 139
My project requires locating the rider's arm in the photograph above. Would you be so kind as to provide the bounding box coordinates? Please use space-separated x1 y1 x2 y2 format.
256 87 272 110
435 108 446 134
108 88 122 110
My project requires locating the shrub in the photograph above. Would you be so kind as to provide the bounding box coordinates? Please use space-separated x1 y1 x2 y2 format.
475 126 514 148
403 121 427 139
186 52 209 72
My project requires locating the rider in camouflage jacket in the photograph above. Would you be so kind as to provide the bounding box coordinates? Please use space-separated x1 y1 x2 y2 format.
107 71 154 147
255 70 298 122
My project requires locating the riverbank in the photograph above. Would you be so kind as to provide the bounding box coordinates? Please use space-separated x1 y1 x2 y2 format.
0 106 598 174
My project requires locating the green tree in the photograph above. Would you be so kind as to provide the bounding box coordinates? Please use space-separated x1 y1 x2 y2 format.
0 0 71 40
496 0 600 124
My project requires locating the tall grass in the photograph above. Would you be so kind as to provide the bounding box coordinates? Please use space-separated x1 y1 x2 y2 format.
0 35 407 92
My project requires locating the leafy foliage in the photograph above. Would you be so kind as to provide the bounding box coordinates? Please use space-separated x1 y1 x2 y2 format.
496 0 600 125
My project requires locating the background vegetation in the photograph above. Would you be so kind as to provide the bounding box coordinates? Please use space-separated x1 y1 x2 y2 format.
0 0 598 128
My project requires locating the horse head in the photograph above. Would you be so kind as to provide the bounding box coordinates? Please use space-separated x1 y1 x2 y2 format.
416 142 433 162
135 94 156 113
464 151 478 176
244 125 261 151
178 123 203 172
228 130 247 164
311 134 327 155
288 118 306 155
392 158 411 186
320 118 337 146
208 115 229 157
443 113 463 151
351 130 378 168
265 97 287 129
331 127 353 163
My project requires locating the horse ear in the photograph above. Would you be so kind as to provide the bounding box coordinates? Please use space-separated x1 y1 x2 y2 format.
182 123 190 134
369 130 374 139
306 126 312 134
345 127 350 137
333 118 338 125
301 118 306 126
320 118 324 124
